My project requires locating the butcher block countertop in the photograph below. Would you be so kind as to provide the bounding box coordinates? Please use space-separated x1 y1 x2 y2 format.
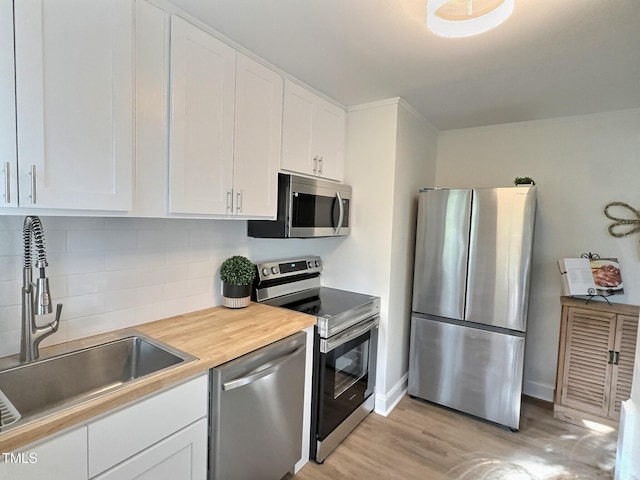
0 302 315 454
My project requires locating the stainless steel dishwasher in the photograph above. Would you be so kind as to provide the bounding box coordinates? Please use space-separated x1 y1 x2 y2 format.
209 331 306 480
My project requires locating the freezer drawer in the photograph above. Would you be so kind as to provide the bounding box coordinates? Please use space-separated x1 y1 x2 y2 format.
408 314 525 430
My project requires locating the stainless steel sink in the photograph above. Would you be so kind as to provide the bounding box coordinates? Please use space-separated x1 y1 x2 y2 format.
0 332 196 432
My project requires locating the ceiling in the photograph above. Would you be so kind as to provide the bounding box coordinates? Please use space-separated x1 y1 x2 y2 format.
168 0 640 130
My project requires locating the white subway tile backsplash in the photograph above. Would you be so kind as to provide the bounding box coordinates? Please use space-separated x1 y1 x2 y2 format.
105 248 165 271
0 256 20 282
0 216 23 231
61 293 106 320
0 216 255 357
0 231 22 256
0 281 20 307
45 217 105 231
164 278 209 300
67 229 137 253
187 290 216 312
0 305 20 333
135 298 188 325
188 260 217 280
48 252 105 277
0 329 21 358
67 272 108 297
104 285 165 312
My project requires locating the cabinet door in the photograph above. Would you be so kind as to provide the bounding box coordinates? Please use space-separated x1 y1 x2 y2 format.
93 419 207 480
609 314 638 419
169 15 235 215
560 308 616 417
233 53 282 217
312 98 345 181
0 426 88 480
0 0 17 208
14 0 133 211
88 374 208 477
281 80 315 176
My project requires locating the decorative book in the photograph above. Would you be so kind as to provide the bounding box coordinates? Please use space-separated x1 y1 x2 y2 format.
558 257 623 297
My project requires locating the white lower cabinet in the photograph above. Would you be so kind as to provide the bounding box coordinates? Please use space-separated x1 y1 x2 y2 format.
93 419 207 480
0 426 88 480
88 374 208 478
0 374 208 480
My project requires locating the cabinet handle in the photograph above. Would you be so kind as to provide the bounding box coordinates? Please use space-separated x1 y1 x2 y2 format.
236 190 242 214
4 162 9 204
614 351 620 365
608 350 615 365
30 165 37 204
313 156 318 174
318 156 323 175
227 189 233 213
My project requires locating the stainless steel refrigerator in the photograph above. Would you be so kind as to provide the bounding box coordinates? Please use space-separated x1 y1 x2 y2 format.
408 187 536 430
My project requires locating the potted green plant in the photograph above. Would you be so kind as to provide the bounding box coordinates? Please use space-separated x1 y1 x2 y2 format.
220 255 256 308
514 176 535 186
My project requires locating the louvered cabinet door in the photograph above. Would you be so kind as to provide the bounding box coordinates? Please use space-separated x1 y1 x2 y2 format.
560 308 616 417
608 314 638 419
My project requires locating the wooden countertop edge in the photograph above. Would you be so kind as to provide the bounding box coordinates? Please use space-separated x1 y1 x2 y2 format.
0 303 316 454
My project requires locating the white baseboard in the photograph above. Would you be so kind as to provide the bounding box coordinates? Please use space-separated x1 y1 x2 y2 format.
522 380 554 402
374 373 408 417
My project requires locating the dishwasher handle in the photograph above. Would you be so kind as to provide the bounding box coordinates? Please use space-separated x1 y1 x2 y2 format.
222 345 305 391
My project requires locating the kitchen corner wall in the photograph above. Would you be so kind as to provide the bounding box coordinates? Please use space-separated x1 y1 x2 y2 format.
435 107 640 401
323 98 437 414
0 215 339 358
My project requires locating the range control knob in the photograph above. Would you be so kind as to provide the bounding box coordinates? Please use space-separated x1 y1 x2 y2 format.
261 268 270 276
307 261 314 268
271 266 279 274
315 260 321 267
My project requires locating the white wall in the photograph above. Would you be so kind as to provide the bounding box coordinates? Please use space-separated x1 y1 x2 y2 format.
435 108 640 401
387 105 438 394
325 98 437 413
0 216 340 357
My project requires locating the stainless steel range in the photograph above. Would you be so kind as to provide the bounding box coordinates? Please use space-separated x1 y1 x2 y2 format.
253 256 380 463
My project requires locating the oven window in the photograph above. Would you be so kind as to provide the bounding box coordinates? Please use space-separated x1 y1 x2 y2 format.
317 330 372 439
334 341 368 399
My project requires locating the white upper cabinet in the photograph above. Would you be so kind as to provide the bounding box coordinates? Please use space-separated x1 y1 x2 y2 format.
169 15 236 215
13 0 134 211
281 80 345 182
168 17 282 218
233 53 282 218
0 0 17 207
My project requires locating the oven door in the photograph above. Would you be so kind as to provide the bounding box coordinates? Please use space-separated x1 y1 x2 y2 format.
289 180 350 238
316 316 379 440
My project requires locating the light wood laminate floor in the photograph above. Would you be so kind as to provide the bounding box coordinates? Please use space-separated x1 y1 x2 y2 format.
289 396 617 479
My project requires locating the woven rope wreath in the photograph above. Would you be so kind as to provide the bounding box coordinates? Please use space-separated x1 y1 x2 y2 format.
603 202 640 238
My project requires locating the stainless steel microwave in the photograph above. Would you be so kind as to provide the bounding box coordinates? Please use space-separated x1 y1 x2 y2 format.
247 174 351 238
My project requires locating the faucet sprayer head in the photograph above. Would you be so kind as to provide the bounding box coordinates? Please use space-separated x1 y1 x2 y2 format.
35 277 53 315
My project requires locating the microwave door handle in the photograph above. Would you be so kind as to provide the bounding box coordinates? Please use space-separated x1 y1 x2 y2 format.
334 192 344 235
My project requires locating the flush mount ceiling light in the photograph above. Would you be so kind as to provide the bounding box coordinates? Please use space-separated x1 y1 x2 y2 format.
427 0 514 37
